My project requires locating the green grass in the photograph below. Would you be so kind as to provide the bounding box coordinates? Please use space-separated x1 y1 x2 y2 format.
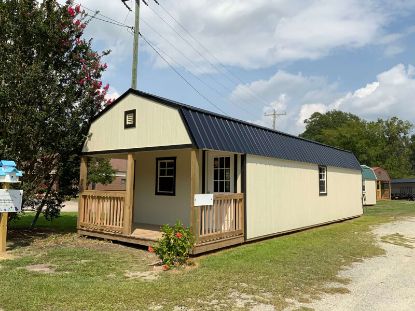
9 211 77 232
1 200 414 310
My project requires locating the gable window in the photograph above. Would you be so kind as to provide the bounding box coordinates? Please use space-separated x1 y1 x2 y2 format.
319 166 327 195
214 156 231 192
124 109 136 128
156 157 176 195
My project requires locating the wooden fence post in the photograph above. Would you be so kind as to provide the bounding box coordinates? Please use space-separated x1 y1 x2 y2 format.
0 183 10 253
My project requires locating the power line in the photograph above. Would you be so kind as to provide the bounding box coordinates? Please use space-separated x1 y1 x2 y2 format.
77 2 255 117
148 1 273 108
140 18 257 117
80 3 252 117
138 33 229 116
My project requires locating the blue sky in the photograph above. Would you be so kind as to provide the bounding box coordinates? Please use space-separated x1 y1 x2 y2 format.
73 0 415 134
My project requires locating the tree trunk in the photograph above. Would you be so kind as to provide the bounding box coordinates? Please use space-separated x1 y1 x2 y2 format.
30 175 57 229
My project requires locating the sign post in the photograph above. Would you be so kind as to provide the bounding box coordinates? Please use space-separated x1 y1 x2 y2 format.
0 160 23 253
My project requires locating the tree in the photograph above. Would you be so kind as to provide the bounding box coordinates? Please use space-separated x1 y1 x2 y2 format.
87 158 116 189
0 0 112 227
300 111 362 143
301 111 414 178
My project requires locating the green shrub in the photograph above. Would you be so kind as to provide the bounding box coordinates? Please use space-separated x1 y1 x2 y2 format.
149 221 195 269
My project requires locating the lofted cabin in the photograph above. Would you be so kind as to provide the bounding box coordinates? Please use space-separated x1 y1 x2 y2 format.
78 89 363 254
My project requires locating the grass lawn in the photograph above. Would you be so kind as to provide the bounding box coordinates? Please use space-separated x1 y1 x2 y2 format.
1 201 414 310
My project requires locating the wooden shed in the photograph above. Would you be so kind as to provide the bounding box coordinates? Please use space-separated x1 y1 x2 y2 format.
78 89 363 254
372 167 391 200
361 165 377 205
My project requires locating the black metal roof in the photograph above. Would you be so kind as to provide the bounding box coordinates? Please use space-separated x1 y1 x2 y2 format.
91 89 361 171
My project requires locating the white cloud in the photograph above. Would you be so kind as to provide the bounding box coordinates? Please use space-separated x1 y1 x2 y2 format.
139 0 414 71
231 70 340 132
297 104 328 127
333 64 415 117
62 1 415 76
231 64 415 134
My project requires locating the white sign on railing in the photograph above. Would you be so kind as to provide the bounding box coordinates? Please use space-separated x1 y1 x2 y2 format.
194 194 213 206
0 189 23 213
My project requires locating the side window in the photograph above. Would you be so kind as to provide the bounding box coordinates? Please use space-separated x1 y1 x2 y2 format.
319 166 327 195
213 156 231 192
156 158 176 196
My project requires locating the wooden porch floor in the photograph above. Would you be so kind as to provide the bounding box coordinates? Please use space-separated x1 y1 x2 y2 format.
131 223 162 241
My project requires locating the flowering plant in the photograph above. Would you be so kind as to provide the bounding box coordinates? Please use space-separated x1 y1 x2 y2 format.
150 221 194 269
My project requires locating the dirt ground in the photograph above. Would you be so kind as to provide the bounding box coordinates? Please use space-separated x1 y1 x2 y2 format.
286 217 415 311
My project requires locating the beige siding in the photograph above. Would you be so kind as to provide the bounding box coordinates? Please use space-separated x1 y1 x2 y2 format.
246 155 363 240
363 180 376 205
83 93 192 153
133 149 191 226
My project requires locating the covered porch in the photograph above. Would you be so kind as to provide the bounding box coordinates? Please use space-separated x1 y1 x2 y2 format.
77 148 245 253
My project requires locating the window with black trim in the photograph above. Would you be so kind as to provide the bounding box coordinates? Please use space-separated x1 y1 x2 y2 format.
319 166 327 195
214 156 231 192
156 158 176 195
124 109 136 128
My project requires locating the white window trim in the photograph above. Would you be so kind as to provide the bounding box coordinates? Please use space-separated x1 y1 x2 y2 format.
206 151 235 194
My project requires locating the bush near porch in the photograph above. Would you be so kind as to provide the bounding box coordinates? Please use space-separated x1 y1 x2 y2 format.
1 201 414 310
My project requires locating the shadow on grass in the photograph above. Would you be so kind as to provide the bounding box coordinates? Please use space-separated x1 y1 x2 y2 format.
7 212 78 251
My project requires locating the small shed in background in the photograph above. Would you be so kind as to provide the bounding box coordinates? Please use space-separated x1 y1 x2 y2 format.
361 165 377 205
372 167 391 200
391 178 415 199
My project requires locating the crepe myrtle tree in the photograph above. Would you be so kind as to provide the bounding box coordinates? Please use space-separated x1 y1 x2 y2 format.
0 0 114 227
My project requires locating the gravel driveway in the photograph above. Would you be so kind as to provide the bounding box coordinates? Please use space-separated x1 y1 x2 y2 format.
288 217 415 311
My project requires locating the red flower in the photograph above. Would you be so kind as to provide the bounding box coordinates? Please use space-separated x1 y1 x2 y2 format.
162 264 170 271
103 83 110 91
175 232 183 239
79 78 85 85
148 246 155 253
67 6 75 17
75 4 81 13
74 19 80 26
80 23 86 29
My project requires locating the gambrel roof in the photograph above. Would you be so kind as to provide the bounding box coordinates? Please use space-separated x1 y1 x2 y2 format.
361 165 377 180
89 89 361 171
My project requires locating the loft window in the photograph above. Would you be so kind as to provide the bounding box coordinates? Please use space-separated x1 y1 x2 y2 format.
214 156 231 193
319 166 327 195
124 109 136 128
156 157 176 195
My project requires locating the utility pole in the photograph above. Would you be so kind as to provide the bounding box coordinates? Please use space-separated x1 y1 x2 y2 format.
264 109 286 130
125 0 141 90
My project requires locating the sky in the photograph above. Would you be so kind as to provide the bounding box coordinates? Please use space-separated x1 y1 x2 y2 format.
70 0 415 134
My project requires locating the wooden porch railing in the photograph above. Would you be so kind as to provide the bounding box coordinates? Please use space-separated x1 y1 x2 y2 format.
78 190 126 234
194 193 244 244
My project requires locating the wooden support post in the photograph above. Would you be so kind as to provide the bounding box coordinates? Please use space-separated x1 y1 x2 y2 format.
79 156 88 192
78 156 88 229
123 153 135 235
0 183 10 253
190 150 200 244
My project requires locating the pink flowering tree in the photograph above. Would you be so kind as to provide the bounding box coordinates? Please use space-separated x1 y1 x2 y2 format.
0 0 115 226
